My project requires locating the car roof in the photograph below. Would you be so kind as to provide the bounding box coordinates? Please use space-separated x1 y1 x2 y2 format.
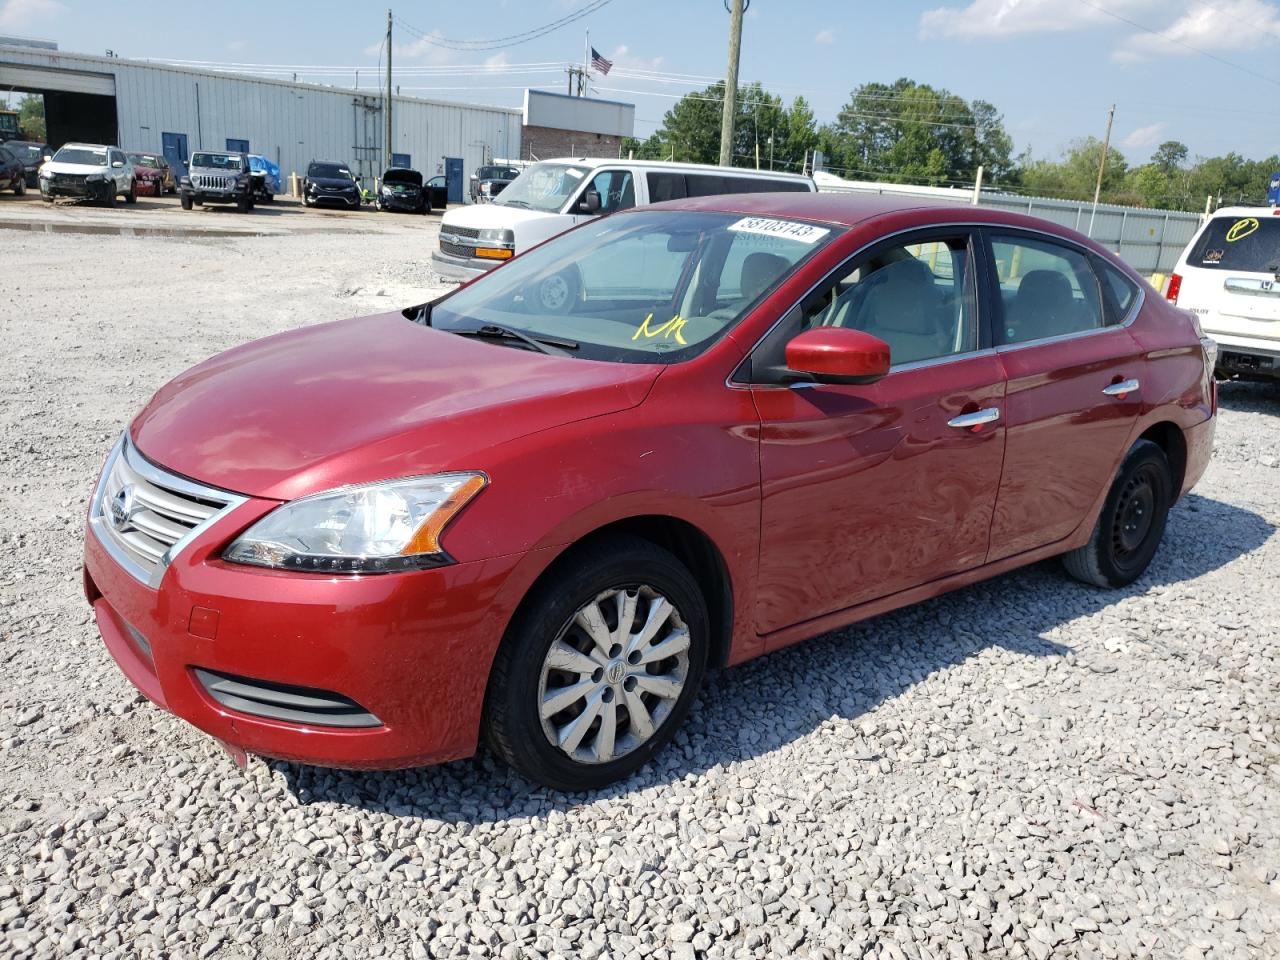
60 142 113 149
1202 205 1280 219
540 156 812 181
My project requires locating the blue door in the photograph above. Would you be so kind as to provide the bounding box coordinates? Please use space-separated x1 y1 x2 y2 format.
391 152 410 169
161 132 189 179
445 157 464 204
226 138 249 153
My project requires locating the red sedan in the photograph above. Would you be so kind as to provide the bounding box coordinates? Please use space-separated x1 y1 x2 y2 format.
83 194 1216 790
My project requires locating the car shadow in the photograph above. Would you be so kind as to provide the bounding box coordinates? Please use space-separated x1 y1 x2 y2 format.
1216 379 1280 414
275 492 1272 818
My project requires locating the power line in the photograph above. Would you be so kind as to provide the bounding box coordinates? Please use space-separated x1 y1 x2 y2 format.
393 0 616 51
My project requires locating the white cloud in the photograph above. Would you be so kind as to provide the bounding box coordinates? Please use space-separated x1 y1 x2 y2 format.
1121 121 1167 148
1113 0 1280 61
483 51 509 71
226 39 246 53
0 0 64 31
607 44 665 72
815 28 836 44
920 0 1158 38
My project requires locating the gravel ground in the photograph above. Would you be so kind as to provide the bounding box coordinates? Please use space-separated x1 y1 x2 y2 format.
1 220 1279 960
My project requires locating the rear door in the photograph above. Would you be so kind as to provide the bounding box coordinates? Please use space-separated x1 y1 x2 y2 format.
748 228 1008 637
982 229 1144 561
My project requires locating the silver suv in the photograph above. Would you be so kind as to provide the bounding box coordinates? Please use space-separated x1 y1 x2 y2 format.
180 151 255 213
38 143 136 206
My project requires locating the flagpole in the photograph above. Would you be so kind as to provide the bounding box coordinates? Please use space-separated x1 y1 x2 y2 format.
583 28 589 95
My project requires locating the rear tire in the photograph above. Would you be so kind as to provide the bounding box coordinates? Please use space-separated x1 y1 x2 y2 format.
484 537 709 791
1063 439 1172 588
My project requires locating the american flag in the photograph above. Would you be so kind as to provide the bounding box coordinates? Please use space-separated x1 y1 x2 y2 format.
590 47 613 76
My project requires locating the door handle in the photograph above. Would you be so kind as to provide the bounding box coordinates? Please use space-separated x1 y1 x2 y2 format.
1102 378 1140 398
947 408 1001 430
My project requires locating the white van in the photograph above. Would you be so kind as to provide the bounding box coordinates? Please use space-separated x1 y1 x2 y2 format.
1168 206 1280 382
431 157 816 282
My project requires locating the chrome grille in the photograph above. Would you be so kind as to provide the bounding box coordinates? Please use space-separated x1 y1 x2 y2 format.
439 240 474 258
194 174 232 190
444 225 481 240
52 173 88 187
89 437 245 588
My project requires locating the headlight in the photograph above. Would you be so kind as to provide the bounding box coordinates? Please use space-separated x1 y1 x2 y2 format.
381 185 393 195
477 228 515 246
223 473 486 573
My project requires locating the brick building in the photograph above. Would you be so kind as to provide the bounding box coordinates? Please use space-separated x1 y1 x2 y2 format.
520 90 634 162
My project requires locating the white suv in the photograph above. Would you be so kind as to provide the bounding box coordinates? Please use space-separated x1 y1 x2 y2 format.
39 143 136 206
1168 206 1280 382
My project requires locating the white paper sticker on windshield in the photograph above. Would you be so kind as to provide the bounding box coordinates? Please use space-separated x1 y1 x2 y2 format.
728 217 829 244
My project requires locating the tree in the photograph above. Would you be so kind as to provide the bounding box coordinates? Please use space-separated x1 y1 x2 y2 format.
1020 137 1128 201
1151 140 1188 174
19 95 45 142
640 83 810 170
821 78 1015 186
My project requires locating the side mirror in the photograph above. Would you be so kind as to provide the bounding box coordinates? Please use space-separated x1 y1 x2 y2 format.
784 327 891 385
580 189 601 214
111 160 124 168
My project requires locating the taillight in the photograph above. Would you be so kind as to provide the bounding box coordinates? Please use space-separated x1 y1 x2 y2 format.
1166 273 1182 304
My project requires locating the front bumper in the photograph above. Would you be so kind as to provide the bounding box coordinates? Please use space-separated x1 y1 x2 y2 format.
41 178 114 200
431 248 500 282
83 506 525 769
308 190 360 207
380 193 423 211
184 188 245 205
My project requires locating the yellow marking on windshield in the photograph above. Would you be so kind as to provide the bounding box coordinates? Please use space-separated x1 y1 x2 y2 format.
632 313 688 346
1226 218 1260 243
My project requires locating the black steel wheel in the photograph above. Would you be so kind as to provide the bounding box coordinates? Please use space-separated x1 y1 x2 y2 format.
1063 439 1172 588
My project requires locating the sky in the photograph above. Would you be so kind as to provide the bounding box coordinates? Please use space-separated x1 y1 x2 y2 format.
2 0 1279 169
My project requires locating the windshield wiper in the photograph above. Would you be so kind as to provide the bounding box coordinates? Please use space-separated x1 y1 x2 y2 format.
453 323 578 356
498 198 530 208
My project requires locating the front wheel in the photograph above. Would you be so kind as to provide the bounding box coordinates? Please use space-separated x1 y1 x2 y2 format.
484 537 709 791
1063 439 1172 588
180 193 193 210
14 177 25 195
125 179 137 204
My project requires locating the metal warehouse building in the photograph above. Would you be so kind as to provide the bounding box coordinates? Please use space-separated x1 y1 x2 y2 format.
0 42 522 200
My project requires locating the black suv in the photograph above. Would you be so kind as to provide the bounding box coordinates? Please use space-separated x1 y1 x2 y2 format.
303 160 360 210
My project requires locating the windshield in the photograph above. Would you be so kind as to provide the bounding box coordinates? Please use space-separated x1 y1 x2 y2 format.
494 162 590 213
129 154 160 168
428 210 838 363
13 144 44 162
53 146 108 167
309 162 352 179
192 153 241 170
1190 215 1280 273
478 166 519 180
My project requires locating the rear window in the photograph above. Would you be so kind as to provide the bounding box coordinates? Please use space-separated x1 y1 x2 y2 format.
1188 215 1280 273
1096 259 1139 323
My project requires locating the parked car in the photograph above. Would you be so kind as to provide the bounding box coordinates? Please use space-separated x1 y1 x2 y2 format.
128 152 174 196
376 167 430 213
303 160 360 209
432 158 815 282
0 144 24 194
426 174 448 210
39 143 136 205
1167 206 1280 382
469 163 521 203
83 194 1216 790
180 151 254 213
5 140 52 187
247 154 281 203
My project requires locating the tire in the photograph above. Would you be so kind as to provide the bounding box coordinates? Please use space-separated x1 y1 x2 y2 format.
421 198 431 215
524 265 582 315
14 177 25 196
263 193 274 203
237 195 251 213
104 186 117 208
1063 439 1172 589
125 180 137 204
302 194 312 208
180 194 193 210
484 536 709 791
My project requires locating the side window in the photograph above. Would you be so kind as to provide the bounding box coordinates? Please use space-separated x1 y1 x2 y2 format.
991 235 1105 345
646 172 686 203
590 169 634 213
1096 258 1139 324
801 235 977 366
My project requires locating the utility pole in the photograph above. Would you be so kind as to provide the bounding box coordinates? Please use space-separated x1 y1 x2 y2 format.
1087 104 1115 238
384 8 393 173
718 0 744 168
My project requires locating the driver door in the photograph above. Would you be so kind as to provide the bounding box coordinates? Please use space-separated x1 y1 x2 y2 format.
570 168 636 224
746 229 1008 639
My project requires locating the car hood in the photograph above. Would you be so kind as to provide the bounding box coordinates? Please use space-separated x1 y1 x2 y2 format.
440 202 563 231
130 311 660 501
42 160 110 175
